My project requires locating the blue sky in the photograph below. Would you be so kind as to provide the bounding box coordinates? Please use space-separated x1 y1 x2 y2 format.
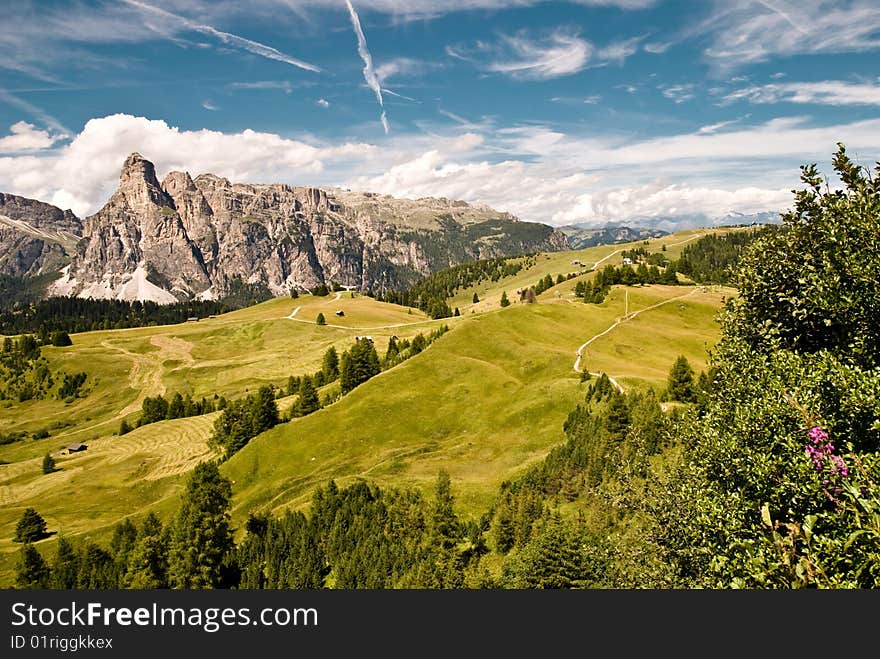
0 0 878 228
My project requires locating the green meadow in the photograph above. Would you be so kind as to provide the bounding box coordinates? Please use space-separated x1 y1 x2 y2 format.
0 228 737 585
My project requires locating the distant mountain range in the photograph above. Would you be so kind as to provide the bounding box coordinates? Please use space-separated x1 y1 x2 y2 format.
0 153 569 304
558 211 781 249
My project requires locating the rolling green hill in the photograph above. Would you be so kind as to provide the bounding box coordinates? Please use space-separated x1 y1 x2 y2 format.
0 227 741 585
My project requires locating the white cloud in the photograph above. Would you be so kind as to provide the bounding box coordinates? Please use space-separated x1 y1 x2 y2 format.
661 83 697 103
697 120 738 134
703 0 880 66
553 182 792 225
346 149 792 226
0 114 374 217
2 111 877 230
0 121 64 153
451 28 643 81
723 81 880 106
597 36 643 64
316 98 330 108
487 29 593 80
375 57 440 85
202 100 220 111
643 41 672 54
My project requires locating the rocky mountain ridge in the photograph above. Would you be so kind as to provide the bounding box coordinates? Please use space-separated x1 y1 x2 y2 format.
2 153 569 303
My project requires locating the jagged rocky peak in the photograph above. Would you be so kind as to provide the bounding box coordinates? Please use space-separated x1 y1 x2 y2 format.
36 152 569 304
117 152 172 210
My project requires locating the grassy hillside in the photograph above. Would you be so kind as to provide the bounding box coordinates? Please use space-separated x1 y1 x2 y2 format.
0 227 739 585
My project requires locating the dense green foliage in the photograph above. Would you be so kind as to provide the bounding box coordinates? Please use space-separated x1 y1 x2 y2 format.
14 544 50 588
670 228 770 285
168 462 235 588
663 355 697 403
573 262 682 305
0 297 235 335
340 338 381 394
210 386 280 458
640 145 880 587
376 255 537 314
137 392 221 427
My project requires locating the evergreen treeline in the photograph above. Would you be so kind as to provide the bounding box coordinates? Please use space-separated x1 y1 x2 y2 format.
0 297 235 336
125 391 225 434
532 271 580 296
375 255 537 318
573 262 684 304
14 465 486 589
666 228 771 285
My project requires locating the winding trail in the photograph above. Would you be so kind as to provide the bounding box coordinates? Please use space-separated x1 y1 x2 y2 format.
573 288 700 391
282 300 442 330
284 314 444 331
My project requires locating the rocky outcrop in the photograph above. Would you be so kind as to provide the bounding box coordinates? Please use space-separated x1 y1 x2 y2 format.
37 153 569 303
0 193 81 277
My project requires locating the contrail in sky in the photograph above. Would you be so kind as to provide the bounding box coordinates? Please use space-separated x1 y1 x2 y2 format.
345 0 388 134
122 0 322 73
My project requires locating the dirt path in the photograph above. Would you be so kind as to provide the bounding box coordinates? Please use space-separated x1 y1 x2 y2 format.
282 304 440 331
573 288 700 390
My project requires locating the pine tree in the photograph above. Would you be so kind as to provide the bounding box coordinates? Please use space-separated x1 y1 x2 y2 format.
295 375 321 416
168 462 234 589
50 331 72 347
665 355 696 403
14 508 48 543
42 452 55 474
472 292 479 304
251 385 280 434
119 419 132 435
50 537 79 588
454 307 460 317
384 336 399 363
340 338 381 394
322 345 339 381
500 291 510 307
110 519 139 571
167 392 185 419
124 513 169 589
316 312 326 326
14 544 50 589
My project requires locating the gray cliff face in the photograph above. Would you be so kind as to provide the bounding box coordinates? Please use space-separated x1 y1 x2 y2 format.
0 193 81 277
70 153 210 298
42 153 570 302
